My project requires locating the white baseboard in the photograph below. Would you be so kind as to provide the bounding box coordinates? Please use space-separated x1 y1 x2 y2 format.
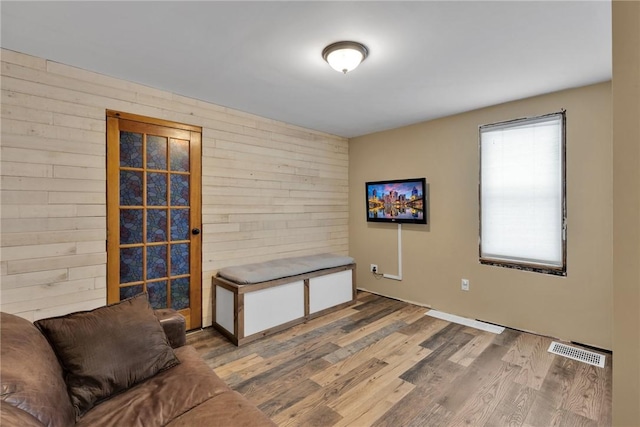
426 309 505 334
356 287 432 309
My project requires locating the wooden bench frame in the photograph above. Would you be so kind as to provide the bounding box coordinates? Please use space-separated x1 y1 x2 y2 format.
212 263 356 346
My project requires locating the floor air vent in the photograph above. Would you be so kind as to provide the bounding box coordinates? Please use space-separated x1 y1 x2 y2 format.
547 341 605 368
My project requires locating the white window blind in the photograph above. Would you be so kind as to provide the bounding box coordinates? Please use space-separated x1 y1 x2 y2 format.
480 113 565 272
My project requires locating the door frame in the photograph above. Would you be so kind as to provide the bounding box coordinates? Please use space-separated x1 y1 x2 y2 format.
106 110 202 329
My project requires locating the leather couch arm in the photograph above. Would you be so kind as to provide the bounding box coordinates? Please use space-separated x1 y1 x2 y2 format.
154 309 187 348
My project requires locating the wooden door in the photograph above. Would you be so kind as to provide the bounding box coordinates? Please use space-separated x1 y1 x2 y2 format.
106 111 202 329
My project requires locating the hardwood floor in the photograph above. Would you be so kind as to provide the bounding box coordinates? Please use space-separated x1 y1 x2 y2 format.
187 292 612 426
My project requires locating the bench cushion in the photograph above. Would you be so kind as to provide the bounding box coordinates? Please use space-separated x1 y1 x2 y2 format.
217 253 355 284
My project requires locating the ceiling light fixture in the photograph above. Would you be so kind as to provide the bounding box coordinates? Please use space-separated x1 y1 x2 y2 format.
322 41 369 74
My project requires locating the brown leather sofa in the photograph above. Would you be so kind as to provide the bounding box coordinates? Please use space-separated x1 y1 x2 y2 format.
0 295 276 427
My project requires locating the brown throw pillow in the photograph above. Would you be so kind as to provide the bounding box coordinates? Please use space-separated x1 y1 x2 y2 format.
35 293 180 418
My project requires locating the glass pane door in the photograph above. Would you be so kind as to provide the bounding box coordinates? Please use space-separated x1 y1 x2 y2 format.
107 113 202 329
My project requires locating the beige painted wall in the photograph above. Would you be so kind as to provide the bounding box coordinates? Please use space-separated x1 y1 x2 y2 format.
0 49 349 326
612 1 640 425
350 82 612 350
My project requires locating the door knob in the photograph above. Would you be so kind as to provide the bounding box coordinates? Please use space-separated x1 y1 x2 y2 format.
191 228 201 235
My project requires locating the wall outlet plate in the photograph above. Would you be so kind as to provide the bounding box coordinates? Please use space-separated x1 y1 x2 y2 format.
461 279 470 291
370 264 378 273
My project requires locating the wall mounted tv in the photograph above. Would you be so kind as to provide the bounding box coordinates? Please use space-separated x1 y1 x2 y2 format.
366 178 427 224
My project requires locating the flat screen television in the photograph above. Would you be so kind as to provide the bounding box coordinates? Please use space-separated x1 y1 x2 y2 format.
366 178 427 224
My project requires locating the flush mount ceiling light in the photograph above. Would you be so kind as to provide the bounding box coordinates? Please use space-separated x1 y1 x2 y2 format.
322 41 369 74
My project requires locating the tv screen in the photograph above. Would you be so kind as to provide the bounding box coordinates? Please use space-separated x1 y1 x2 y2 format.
366 178 427 224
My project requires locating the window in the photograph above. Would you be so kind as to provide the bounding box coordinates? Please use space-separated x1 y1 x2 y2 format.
479 112 566 276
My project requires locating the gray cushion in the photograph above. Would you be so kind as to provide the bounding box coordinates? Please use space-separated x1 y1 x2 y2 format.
217 253 355 284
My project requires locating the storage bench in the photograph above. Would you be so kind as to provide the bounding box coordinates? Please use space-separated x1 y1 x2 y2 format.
212 254 356 345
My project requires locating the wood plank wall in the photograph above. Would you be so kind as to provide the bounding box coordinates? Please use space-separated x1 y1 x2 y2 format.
0 49 349 326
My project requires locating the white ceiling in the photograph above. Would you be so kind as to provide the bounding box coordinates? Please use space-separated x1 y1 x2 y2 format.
1 1 611 138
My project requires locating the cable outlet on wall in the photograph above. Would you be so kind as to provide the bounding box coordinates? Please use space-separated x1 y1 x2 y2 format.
461 279 470 291
370 264 378 273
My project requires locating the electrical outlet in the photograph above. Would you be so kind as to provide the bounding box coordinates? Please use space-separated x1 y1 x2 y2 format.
461 279 470 291
370 264 378 273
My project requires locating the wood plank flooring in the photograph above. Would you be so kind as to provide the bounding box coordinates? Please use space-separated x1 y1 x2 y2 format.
186 292 612 427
